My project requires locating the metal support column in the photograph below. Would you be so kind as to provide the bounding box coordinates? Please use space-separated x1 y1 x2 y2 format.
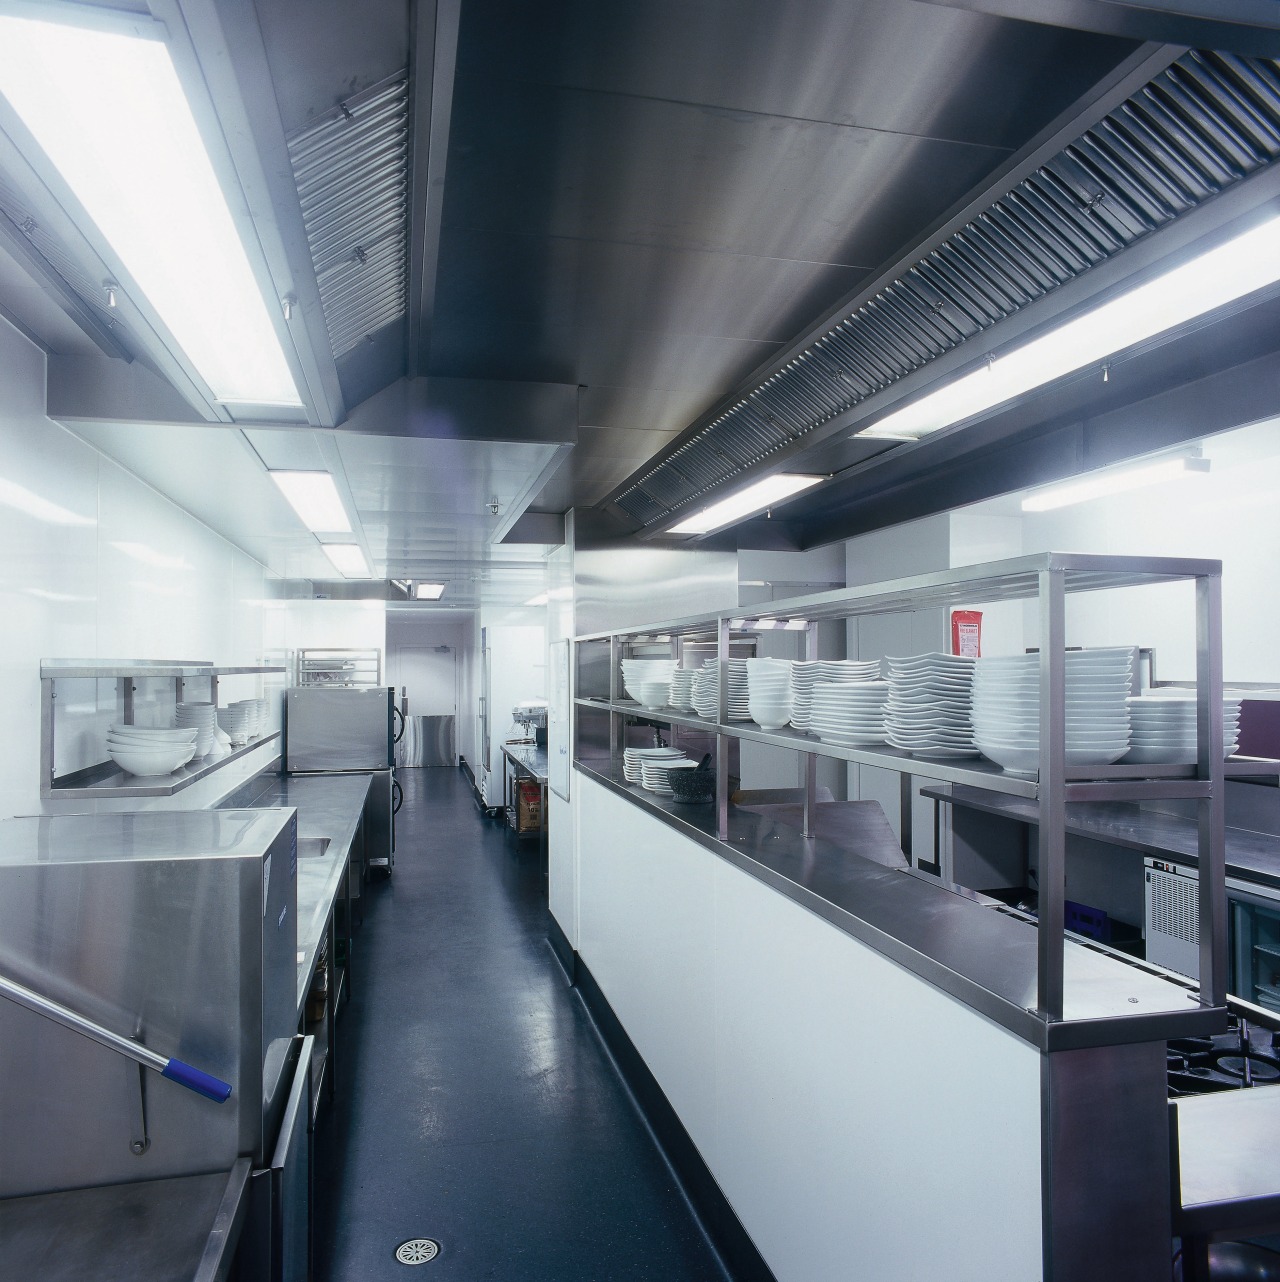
899 773 914 865
1036 567 1067 1023
717 616 729 842
1196 572 1227 1007
802 619 818 840
608 635 622 775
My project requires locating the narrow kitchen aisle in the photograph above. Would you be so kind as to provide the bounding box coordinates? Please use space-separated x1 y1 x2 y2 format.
313 766 735 1282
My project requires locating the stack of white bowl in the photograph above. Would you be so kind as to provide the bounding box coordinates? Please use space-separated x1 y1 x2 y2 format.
216 704 254 747
885 654 978 757
620 659 678 702
669 668 698 711
230 697 268 738
971 648 1133 774
175 701 218 757
808 681 890 745
789 660 880 731
641 755 696 795
632 680 672 711
623 745 685 784
1124 695 1242 764
106 724 198 777
746 659 793 729
691 659 749 720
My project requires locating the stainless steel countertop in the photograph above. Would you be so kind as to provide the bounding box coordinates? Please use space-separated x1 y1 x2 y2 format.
578 761 1222 1051
923 784 1280 893
0 1160 250 1282
502 743 549 783
1177 1088 1280 1235
216 772 372 1010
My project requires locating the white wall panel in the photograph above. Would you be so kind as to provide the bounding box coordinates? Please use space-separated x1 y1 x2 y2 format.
576 774 1043 1282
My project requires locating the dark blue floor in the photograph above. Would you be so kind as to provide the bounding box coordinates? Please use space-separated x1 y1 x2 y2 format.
314 766 733 1281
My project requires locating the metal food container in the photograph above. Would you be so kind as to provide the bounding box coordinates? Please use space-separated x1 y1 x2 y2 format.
0 808 298 1197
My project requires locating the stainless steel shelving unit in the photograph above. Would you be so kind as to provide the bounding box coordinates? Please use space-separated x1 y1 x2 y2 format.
573 552 1259 1026
40 659 287 799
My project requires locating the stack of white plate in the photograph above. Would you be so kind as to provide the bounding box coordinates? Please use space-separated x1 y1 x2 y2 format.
106 724 198 777
746 659 793 729
691 659 749 720
620 659 678 701
216 705 254 747
972 648 1134 773
641 755 696 795
669 669 698 710
1124 695 1242 764
623 745 684 783
789 660 880 731
175 701 217 756
885 654 978 757
808 681 890 746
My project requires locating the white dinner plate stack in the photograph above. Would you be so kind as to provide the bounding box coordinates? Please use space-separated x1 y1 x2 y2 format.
789 660 879 731
620 659 678 702
175 701 218 756
885 653 978 757
746 659 793 729
971 648 1134 774
641 755 696 795
623 745 685 783
1123 695 1242 764
691 659 749 720
669 668 698 711
808 680 890 746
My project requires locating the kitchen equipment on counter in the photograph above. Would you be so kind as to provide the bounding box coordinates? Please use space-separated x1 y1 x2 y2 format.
668 754 716 805
284 685 399 877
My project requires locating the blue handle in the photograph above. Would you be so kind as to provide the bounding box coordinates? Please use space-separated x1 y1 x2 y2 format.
161 1058 233 1102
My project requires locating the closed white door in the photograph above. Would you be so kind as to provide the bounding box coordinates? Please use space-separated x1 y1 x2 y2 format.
393 646 457 716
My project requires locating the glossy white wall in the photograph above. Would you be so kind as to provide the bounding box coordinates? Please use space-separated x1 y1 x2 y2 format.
0 320 274 819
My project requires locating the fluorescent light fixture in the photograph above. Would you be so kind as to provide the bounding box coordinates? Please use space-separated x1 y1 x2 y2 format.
1021 455 1210 512
415 582 446 600
784 618 809 630
0 14 302 407
320 543 371 578
524 592 550 606
864 214 1280 441
669 474 823 534
269 471 351 533
0 476 94 526
111 541 187 570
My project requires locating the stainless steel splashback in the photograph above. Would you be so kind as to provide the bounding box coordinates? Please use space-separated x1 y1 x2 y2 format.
0 808 298 1197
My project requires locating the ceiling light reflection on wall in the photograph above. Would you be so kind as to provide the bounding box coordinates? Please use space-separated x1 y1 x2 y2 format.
269 471 352 533
1021 455 1210 512
111 541 187 570
668 474 823 535
415 583 445 600
0 14 303 407
524 592 549 606
0 477 94 526
863 213 1280 441
320 544 371 578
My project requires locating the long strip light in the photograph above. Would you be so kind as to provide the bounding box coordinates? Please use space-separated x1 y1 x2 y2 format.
321 543 371 578
669 474 823 535
269 471 352 533
863 213 1280 441
0 13 302 407
1021 455 1210 512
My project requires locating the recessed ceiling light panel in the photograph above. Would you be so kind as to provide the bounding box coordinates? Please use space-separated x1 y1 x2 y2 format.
320 543 371 578
269 471 351 533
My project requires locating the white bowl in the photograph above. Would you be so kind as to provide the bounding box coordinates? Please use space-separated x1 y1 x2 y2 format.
109 725 199 744
107 742 197 777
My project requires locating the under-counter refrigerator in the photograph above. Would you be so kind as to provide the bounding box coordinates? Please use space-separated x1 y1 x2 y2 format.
283 686 401 874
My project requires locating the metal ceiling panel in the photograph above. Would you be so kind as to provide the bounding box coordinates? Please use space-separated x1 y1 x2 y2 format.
613 50 1280 528
287 73 409 360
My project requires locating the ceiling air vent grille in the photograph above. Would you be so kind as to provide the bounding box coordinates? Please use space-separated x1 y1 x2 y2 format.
287 73 409 360
614 50 1280 528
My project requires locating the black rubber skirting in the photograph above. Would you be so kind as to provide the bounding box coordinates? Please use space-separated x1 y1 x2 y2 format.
560 939 778 1282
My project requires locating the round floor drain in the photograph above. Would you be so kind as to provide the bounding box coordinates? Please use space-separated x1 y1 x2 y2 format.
396 1238 440 1265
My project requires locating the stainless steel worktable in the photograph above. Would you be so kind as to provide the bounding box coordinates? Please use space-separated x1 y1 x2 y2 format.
0 1160 250 1282
216 772 372 1010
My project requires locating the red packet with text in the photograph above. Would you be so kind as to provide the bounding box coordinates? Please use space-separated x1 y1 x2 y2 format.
951 610 982 658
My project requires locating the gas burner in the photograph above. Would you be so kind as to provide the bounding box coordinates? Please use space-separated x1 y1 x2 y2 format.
1167 1016 1280 1097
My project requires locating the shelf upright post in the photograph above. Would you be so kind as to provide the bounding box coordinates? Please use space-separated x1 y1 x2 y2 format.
1036 566 1067 1023
609 634 622 774
803 621 818 839
716 615 730 842
39 676 55 793
1196 571 1227 1007
120 676 134 727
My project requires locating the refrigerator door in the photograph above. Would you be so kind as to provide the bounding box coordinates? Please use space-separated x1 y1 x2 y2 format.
1230 888 1280 1015
285 687 393 771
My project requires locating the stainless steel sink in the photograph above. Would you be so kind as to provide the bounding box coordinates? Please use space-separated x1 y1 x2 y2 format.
296 837 331 860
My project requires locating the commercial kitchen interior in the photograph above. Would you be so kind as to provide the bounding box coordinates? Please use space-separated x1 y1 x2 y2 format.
5 2 1280 1280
